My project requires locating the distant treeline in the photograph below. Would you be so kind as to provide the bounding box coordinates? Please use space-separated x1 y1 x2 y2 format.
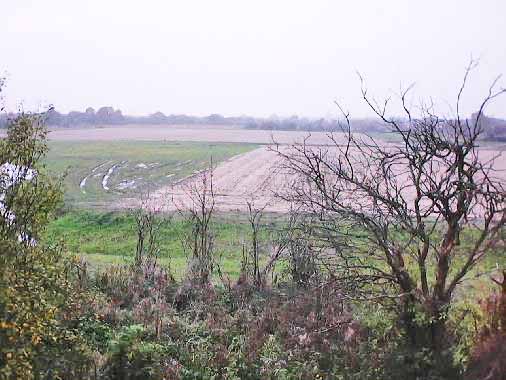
0 106 389 133
244 116 389 133
1 107 505 139
470 112 506 141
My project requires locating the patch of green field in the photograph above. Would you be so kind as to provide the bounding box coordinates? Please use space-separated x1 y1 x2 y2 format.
44 210 505 292
44 210 265 279
45 140 258 208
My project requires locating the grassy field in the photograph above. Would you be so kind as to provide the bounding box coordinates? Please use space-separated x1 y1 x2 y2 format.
43 209 505 299
45 140 258 209
44 210 275 279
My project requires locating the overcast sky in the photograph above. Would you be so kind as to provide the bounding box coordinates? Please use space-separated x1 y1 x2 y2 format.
1 0 505 118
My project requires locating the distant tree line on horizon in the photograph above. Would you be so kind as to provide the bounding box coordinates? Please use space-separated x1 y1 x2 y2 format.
0 106 390 132
1 105 506 140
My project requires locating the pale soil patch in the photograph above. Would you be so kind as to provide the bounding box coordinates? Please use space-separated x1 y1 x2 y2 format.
120 144 506 215
122 146 295 213
41 125 355 145
80 161 110 193
117 180 137 190
102 161 127 191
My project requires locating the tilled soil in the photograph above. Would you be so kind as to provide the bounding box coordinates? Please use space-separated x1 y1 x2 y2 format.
42 125 352 145
123 144 506 215
141 146 294 213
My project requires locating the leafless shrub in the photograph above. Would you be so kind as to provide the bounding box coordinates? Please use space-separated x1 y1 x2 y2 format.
171 166 217 310
131 194 164 266
178 167 216 285
239 201 318 290
283 214 321 288
240 200 266 288
265 207 343 290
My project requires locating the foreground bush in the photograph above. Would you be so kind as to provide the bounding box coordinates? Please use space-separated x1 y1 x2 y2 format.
102 324 180 380
0 114 95 378
466 272 506 380
89 262 391 379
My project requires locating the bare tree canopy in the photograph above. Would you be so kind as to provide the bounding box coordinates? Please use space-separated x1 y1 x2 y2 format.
280 63 506 352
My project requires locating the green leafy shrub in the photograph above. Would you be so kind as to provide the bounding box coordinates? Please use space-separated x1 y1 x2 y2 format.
0 113 95 379
102 324 180 380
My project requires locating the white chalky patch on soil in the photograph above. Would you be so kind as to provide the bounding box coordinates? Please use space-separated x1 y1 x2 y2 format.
102 161 127 191
117 180 136 190
80 162 111 193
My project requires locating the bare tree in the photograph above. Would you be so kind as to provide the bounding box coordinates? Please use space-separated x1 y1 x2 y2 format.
284 213 323 288
264 207 326 288
242 202 315 289
245 200 266 287
177 167 216 286
279 63 506 353
131 194 164 266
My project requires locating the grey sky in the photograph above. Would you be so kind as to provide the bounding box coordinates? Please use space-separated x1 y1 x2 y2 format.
2 0 505 118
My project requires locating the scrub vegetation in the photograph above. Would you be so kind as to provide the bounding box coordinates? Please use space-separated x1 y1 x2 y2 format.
1 75 506 379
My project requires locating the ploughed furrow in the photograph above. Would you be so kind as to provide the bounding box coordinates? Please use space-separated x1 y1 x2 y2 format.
147 147 293 212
